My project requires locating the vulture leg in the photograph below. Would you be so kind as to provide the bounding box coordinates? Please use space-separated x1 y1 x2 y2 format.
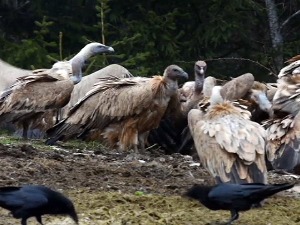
21 218 28 225
178 127 194 154
138 132 149 153
226 210 239 225
22 121 29 139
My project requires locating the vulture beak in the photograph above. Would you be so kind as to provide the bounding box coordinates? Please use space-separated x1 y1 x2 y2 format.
95 45 115 54
199 67 205 75
105 46 115 53
181 71 189 80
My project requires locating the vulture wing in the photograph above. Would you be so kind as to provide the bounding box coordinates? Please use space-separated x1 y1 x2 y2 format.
272 77 300 116
188 103 267 184
0 72 73 114
264 113 300 172
47 76 170 144
220 73 254 101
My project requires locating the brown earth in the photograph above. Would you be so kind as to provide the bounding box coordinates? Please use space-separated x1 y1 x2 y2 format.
0 138 299 225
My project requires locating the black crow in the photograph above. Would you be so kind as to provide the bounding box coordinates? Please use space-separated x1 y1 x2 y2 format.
0 185 78 225
185 182 294 224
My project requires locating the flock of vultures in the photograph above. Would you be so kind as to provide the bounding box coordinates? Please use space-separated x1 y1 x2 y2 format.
0 42 299 224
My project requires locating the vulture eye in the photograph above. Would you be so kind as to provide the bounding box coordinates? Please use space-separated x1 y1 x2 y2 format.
173 68 179 72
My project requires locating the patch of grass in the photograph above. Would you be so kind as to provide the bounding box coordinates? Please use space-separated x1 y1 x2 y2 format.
44 190 300 225
0 131 108 152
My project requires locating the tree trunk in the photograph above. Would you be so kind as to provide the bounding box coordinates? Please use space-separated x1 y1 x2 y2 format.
264 0 283 73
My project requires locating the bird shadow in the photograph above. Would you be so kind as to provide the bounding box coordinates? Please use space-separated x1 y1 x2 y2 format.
205 221 251 225
205 221 230 225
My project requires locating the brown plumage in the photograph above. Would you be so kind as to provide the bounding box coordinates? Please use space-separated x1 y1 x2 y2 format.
220 73 254 101
285 55 300 64
147 61 208 153
46 65 188 151
265 83 277 101
272 75 300 116
0 43 114 138
278 57 300 78
188 86 268 184
243 81 273 122
264 112 300 172
61 64 133 119
264 61 300 172
179 76 272 155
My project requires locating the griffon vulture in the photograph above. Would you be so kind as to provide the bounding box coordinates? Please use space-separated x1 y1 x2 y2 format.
264 56 300 172
60 64 133 119
0 42 114 139
179 74 273 155
46 65 188 151
147 61 207 153
188 85 268 184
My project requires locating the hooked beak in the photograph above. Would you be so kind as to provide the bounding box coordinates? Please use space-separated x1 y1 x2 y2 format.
106 46 114 53
100 46 114 54
199 67 205 75
181 72 189 80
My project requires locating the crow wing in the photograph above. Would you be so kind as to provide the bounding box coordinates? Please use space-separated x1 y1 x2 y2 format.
0 186 48 211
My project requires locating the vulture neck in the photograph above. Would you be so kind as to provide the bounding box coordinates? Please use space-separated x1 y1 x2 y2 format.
210 86 224 105
202 77 216 98
257 93 272 111
68 46 96 85
163 76 179 96
194 72 204 95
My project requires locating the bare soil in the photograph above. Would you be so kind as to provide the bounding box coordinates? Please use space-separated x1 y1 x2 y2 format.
0 137 299 225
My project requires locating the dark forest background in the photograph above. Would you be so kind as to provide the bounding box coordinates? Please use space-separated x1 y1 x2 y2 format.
1 0 300 82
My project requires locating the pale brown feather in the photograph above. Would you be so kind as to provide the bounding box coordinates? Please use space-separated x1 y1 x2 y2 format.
188 101 267 184
220 73 254 101
47 65 187 150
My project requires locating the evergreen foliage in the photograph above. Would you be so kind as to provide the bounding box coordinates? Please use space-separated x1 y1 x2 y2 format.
0 0 299 80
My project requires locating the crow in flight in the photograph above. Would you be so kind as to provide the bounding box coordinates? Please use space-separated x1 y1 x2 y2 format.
185 182 294 224
0 185 78 225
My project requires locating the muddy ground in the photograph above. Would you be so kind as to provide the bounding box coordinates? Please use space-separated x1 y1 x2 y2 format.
0 135 299 225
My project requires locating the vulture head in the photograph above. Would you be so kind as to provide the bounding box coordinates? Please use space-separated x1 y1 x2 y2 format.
69 42 115 84
194 61 207 94
164 65 188 81
249 82 273 118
